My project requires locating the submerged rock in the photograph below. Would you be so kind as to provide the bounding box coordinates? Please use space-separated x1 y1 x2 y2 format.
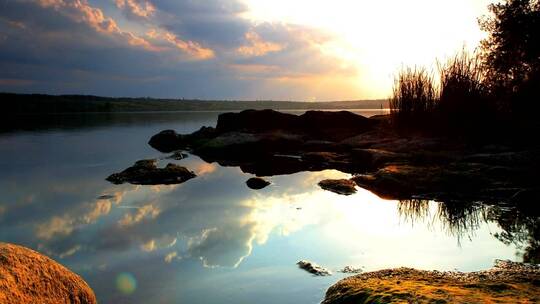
0 243 97 304
106 159 196 185
246 177 271 189
318 179 357 195
340 266 363 274
297 260 332 276
97 194 115 200
167 151 188 160
323 260 540 304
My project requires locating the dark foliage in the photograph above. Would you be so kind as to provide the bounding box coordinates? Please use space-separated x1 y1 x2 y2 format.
391 0 540 138
479 0 540 116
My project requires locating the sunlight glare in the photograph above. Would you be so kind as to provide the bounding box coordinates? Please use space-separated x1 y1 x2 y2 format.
242 0 493 97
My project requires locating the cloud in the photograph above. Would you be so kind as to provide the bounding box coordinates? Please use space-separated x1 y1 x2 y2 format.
1 0 357 99
162 31 215 60
58 244 82 258
237 30 285 57
164 251 178 263
114 0 156 19
83 200 112 224
34 0 162 52
118 203 161 227
187 225 256 268
139 235 177 253
36 215 75 240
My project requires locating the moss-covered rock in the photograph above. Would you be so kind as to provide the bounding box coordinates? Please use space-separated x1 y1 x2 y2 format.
323 260 540 304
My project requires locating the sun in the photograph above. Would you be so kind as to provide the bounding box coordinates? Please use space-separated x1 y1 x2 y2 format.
242 0 492 98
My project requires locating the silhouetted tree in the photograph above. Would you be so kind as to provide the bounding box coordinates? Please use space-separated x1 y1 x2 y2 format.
479 0 540 115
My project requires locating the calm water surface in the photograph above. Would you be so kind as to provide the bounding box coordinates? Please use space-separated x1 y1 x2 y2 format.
0 110 526 303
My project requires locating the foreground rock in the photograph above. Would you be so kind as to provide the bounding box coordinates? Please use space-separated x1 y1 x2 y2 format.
323 260 540 304
106 159 196 185
0 243 97 304
246 177 271 189
318 179 357 195
297 260 332 276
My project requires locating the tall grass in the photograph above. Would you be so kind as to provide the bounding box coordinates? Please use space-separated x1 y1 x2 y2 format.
390 67 437 129
390 50 495 134
438 50 491 127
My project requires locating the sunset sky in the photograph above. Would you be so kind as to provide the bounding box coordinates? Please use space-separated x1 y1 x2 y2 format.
0 0 493 100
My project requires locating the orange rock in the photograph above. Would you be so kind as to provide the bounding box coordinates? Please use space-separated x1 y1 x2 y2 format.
0 243 97 304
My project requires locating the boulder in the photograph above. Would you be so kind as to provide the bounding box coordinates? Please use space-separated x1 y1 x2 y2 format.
149 127 218 153
216 109 298 134
148 129 183 153
246 177 271 189
0 243 97 304
106 159 196 185
318 179 357 195
214 109 378 141
299 110 378 141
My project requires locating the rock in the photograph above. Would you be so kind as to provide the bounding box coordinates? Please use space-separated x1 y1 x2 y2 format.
297 260 332 276
167 151 188 160
323 261 540 304
215 109 378 141
144 110 539 205
216 109 298 134
300 110 378 141
106 159 196 185
340 266 363 274
318 179 357 195
0 243 97 304
351 148 404 168
302 152 343 163
246 177 270 189
148 129 183 153
149 126 217 153
97 194 115 200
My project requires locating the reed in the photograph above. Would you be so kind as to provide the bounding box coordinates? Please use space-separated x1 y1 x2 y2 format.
438 49 491 127
390 50 494 134
389 67 437 129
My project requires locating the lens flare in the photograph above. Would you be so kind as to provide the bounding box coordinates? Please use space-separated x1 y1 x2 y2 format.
116 272 137 295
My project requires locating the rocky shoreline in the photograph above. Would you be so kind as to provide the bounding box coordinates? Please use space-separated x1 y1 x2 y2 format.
139 109 539 205
322 260 540 304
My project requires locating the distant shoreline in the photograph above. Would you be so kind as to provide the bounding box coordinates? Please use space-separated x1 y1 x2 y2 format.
0 92 389 114
5 108 390 115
